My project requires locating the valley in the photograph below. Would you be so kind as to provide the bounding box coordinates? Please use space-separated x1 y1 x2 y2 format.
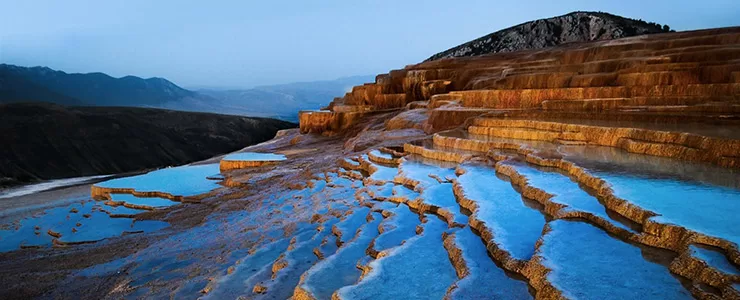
1 11 739 300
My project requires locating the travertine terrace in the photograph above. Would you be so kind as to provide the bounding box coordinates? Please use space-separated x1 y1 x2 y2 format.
293 27 740 299
3 27 740 299
219 152 288 171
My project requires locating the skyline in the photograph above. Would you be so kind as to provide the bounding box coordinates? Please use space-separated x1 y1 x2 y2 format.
1 0 738 89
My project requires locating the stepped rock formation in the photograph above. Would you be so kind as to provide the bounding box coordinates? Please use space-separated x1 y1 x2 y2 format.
2 22 740 300
293 26 740 299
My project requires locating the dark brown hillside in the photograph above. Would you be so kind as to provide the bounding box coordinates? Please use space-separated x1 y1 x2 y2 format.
0 103 295 185
426 11 671 61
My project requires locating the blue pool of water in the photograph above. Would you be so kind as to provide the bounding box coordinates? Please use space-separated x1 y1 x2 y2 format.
457 164 546 261
336 216 457 300
540 220 691 299
95 164 221 197
0 199 168 252
559 146 740 247
689 244 740 275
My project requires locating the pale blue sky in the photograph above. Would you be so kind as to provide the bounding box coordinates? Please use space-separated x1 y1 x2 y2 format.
1 0 738 88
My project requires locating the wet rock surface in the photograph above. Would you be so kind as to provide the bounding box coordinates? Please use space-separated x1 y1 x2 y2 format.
2 26 740 300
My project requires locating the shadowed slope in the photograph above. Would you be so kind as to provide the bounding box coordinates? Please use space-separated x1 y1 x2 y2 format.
0 103 295 184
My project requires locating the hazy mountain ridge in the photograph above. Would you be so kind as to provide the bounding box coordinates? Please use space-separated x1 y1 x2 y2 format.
0 64 372 121
0 64 195 106
199 75 376 122
426 11 672 61
0 65 364 183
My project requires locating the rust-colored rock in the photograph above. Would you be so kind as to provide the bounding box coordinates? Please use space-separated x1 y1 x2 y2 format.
253 284 268 294
299 111 363 135
301 28 740 137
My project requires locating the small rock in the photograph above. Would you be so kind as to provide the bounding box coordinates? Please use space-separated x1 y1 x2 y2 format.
252 284 267 294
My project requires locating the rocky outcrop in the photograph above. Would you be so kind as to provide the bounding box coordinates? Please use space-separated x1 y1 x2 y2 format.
426 11 672 61
298 111 362 135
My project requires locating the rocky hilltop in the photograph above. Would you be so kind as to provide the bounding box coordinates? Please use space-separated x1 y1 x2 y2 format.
2 21 740 300
426 11 671 61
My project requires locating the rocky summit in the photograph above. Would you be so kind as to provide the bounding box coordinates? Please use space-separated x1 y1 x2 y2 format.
426 11 672 61
2 18 740 300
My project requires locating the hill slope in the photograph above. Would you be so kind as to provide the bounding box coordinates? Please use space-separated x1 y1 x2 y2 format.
0 64 373 122
0 64 196 106
426 11 671 61
0 103 295 185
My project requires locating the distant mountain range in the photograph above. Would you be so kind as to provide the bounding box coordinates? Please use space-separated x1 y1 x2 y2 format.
0 64 373 121
426 11 672 61
198 75 374 122
0 64 195 106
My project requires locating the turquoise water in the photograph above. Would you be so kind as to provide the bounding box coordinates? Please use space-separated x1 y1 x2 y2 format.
335 216 457 300
341 158 360 168
397 157 457 188
540 220 691 299
449 227 532 300
690 244 740 275
363 158 399 183
507 161 633 232
369 149 394 160
457 164 546 260
372 205 420 252
333 207 371 244
368 199 398 212
299 212 382 300
262 224 337 299
367 182 395 200
0 199 168 251
203 236 294 299
95 164 221 197
0 165 220 252
392 185 419 202
419 183 468 225
559 146 740 246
